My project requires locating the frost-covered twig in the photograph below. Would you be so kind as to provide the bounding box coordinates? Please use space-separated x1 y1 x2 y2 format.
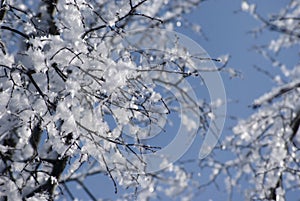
252 80 300 108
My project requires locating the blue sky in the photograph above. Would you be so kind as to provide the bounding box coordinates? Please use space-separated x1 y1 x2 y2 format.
62 1 299 200
175 1 298 200
181 0 282 117
181 0 298 121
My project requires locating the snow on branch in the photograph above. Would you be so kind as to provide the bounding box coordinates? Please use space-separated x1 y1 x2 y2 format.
252 79 300 108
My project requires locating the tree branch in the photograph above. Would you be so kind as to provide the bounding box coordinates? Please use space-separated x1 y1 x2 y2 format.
0 26 29 40
252 80 300 108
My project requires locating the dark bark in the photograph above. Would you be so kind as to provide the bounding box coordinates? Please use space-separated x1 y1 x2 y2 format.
0 0 6 21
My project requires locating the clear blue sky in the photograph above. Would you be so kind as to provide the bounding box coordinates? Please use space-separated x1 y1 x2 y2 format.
175 1 298 200
63 1 299 200
181 0 292 119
